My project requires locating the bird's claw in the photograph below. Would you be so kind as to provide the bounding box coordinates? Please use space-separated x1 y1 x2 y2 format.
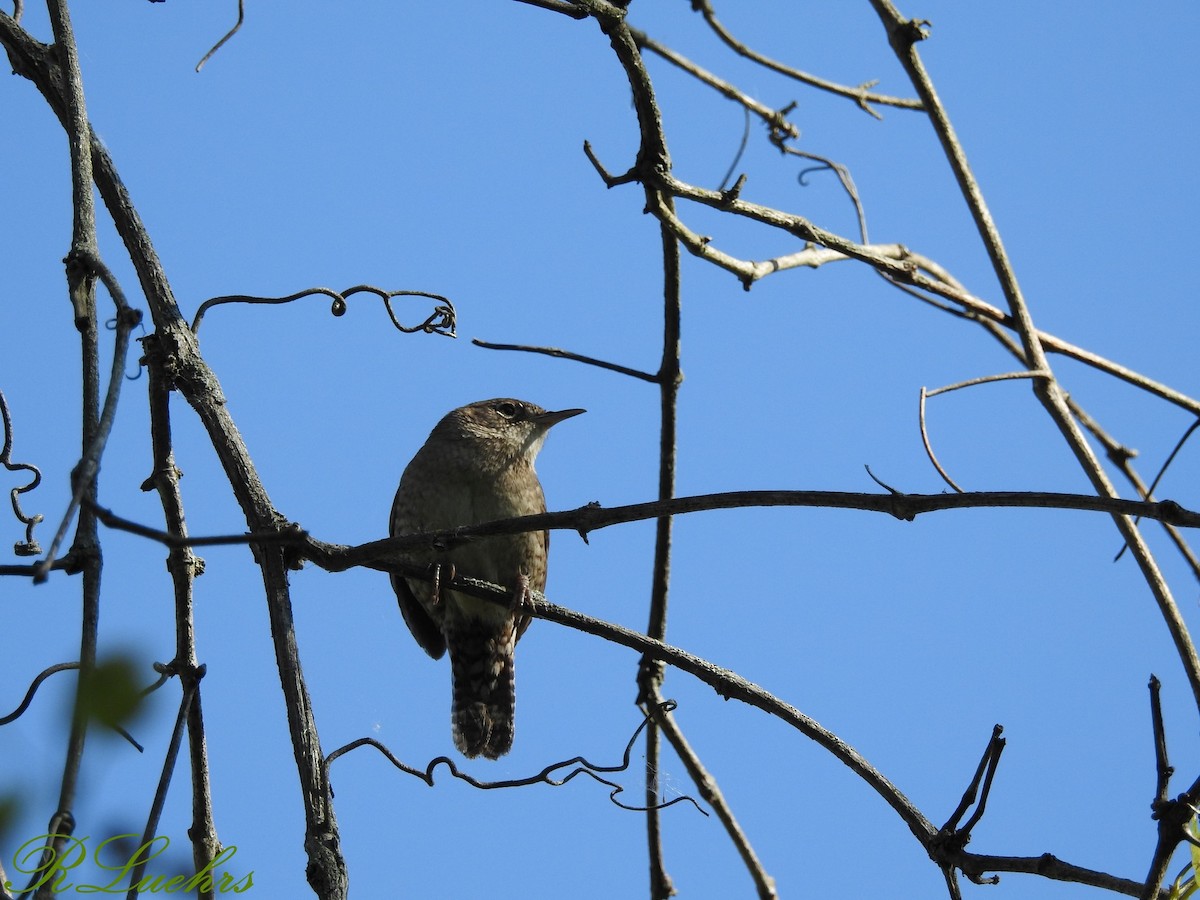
430 561 456 605
510 573 535 615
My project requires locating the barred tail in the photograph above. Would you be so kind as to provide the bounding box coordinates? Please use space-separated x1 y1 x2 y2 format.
447 619 518 759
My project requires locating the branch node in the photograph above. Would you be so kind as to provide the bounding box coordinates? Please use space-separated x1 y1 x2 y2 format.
934 724 1005 866
900 18 932 46
864 466 912 521
582 140 638 187
719 173 747 206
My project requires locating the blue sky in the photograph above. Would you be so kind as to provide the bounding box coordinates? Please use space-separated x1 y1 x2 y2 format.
2 2 1198 897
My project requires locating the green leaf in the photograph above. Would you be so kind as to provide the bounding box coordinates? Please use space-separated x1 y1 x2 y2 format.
76 655 145 731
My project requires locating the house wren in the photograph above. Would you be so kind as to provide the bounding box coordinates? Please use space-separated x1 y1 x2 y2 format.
389 398 584 759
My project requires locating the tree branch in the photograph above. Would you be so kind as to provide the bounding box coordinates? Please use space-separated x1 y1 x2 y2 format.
868 0 1200 723
691 0 922 118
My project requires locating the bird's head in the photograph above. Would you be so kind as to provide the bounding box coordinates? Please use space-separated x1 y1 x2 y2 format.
436 398 585 469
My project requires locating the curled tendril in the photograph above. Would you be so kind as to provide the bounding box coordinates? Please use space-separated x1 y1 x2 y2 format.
0 662 78 726
796 162 832 187
325 700 707 817
0 387 44 556
190 285 457 338
106 314 147 380
195 0 245 73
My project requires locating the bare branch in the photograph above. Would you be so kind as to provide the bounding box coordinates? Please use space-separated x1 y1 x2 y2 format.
691 0 922 118
472 338 658 383
84 497 303 550
23 6 104 893
644 698 777 899
869 0 1200 715
630 26 800 144
512 0 588 19
310 490 1200 576
639 218 685 897
458 578 1168 898
125 681 199 895
79 489 1200 571
919 370 1052 491
935 725 1006 875
35 253 142 582
143 343 220 894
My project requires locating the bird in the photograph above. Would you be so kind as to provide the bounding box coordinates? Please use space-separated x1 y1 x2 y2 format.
389 398 584 759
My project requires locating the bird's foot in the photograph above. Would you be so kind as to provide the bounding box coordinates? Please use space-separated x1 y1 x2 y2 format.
509 573 536 615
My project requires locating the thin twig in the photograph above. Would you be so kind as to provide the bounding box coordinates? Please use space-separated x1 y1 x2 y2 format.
1081 403 1200 578
466 575 1170 898
645 696 777 898
630 26 800 146
86 496 304 549
195 0 244 72
28 5 101 896
924 369 1049 398
782 145 868 243
918 387 963 493
471 338 657 383
952 301 1200 583
1150 676 1170 813
629 164 1200 419
512 0 587 19
919 370 1052 491
138 331 348 898
143 338 220 896
1112 416 1200 565
692 0 922 118
82 489 1200 570
125 681 199 895
34 254 142 582
717 107 751 193
933 725 1006 891
1131 419 1200 523
639 215 685 897
870 0 1200 717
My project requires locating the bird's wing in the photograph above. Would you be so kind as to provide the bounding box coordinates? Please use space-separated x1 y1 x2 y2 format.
392 573 446 659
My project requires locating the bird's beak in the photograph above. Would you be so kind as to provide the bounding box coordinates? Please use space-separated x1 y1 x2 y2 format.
536 407 586 428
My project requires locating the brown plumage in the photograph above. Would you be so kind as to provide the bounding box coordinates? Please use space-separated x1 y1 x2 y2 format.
389 399 583 759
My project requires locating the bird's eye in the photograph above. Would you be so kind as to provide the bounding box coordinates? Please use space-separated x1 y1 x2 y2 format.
495 401 519 419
